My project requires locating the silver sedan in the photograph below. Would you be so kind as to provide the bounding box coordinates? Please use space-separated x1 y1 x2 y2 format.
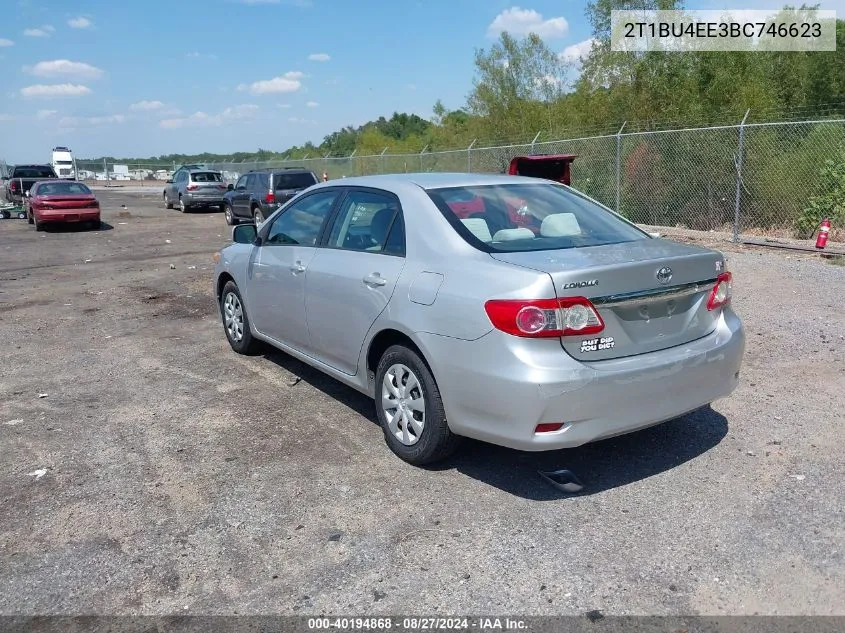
213 173 745 465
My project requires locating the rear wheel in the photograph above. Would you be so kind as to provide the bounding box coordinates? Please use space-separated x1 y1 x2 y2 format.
224 203 238 226
179 196 189 213
164 192 173 209
220 281 262 355
375 345 460 465
252 206 264 225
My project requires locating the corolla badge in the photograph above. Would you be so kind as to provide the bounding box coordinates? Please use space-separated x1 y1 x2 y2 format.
656 267 673 284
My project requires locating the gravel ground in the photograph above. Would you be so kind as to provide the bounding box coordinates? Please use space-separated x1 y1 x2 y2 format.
0 190 843 616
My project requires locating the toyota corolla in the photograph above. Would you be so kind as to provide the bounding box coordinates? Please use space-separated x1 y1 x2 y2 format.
213 173 745 465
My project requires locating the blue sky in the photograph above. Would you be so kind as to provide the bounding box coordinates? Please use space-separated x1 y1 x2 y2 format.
1 0 843 162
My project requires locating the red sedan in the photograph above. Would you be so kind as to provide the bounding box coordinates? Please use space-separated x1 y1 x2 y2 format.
27 180 101 231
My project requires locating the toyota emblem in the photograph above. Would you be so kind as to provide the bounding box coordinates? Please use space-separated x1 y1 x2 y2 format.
656 267 673 284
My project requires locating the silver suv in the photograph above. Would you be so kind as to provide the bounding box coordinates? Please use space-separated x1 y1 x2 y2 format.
163 168 228 213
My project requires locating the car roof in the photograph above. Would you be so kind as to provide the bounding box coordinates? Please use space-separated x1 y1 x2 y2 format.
248 167 315 173
308 172 552 191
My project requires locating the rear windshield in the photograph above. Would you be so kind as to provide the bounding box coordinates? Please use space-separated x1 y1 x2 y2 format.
13 167 55 178
191 172 223 182
426 183 648 253
55 160 74 165
273 172 317 190
35 181 91 195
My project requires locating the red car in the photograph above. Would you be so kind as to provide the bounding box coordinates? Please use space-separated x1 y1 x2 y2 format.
27 180 101 230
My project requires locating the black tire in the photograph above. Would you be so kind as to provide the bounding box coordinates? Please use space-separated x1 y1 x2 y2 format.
224 203 238 226
179 196 189 213
374 345 460 465
27 210 33 224
252 206 264 224
34 218 44 231
164 192 173 209
220 281 262 355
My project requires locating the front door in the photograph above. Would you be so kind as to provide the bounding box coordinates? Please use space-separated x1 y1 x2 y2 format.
247 189 341 350
305 188 406 375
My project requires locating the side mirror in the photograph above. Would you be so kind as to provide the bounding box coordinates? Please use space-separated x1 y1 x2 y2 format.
233 224 258 244
227 183 234 191
25 190 31 197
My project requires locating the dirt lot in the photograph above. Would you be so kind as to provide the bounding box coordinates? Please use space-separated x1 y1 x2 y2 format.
0 189 843 616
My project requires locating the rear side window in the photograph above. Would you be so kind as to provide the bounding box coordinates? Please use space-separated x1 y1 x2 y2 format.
327 190 401 253
191 172 222 183
273 172 318 190
426 183 648 253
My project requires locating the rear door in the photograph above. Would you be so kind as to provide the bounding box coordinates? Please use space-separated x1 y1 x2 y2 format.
304 187 406 375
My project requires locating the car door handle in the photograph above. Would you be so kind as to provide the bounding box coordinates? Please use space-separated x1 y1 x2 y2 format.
290 262 306 273
363 273 387 287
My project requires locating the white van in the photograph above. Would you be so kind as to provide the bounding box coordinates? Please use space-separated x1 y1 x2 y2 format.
51 146 77 179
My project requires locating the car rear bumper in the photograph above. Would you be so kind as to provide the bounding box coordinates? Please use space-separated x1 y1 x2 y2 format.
37 209 100 223
417 308 745 451
185 193 226 205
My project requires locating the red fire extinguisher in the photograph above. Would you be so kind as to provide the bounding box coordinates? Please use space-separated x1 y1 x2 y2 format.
815 218 831 249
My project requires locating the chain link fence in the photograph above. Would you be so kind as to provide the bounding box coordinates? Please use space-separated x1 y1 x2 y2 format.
53 117 845 240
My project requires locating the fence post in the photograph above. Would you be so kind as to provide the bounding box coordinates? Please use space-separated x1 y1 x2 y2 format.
380 147 388 174
615 121 626 213
733 109 750 243
419 145 428 172
349 149 357 177
530 131 542 155
467 139 477 172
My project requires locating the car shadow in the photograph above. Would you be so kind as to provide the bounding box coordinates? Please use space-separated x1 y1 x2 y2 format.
260 348 728 500
42 221 114 232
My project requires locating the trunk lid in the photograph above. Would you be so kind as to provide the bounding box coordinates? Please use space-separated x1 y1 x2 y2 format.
490 239 726 361
38 195 97 209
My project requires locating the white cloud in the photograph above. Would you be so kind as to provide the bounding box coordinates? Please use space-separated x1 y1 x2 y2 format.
487 7 568 38
559 38 596 63
24 25 55 37
0 114 15 122
26 60 104 80
130 100 164 111
277 103 291 108
68 16 92 29
160 104 259 128
306 101 319 108
308 53 330 62
36 109 57 119
58 114 125 127
288 116 316 124
0 38 14 47
237 71 303 95
20 83 91 98
187 51 218 60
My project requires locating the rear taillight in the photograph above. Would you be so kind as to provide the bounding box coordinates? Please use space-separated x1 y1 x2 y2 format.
484 297 604 338
265 190 275 204
217 184 227 190
9 180 18 192
186 184 198 191
707 272 732 311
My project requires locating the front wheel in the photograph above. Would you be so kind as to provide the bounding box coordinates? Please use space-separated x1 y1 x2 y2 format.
220 281 262 355
375 345 460 465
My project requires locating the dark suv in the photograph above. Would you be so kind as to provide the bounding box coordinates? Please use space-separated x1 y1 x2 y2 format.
223 168 319 225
